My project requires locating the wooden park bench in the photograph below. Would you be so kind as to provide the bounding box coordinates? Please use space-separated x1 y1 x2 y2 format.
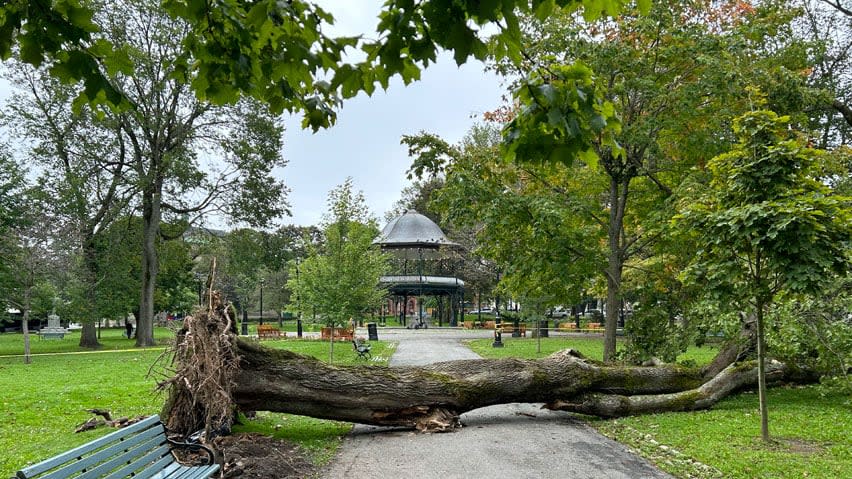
257 324 284 340
499 322 526 337
14 414 219 479
352 340 372 360
320 327 354 341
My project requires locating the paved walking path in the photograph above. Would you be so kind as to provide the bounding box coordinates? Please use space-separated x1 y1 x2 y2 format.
322 329 672 479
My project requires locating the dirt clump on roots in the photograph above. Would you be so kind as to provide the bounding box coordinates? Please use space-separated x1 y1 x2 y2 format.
214 433 316 478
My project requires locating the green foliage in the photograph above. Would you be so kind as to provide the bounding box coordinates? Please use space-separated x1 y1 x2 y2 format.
765 277 852 393
1 0 631 128
504 62 620 167
287 179 389 328
93 217 196 319
680 110 851 302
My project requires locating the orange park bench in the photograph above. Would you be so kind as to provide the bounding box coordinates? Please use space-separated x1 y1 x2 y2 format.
559 322 577 331
499 322 526 337
586 322 603 331
257 324 284 340
321 327 354 341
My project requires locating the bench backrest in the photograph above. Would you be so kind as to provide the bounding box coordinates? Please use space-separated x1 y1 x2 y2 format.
16 415 178 479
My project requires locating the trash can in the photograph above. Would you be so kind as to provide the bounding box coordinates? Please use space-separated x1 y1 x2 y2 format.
512 318 521 338
367 322 378 341
539 320 549 338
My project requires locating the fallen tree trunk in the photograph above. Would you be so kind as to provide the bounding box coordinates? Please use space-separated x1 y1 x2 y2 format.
231 342 708 430
161 288 811 435
228 342 810 431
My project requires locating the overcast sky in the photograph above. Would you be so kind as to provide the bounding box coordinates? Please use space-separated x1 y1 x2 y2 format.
0 1 507 228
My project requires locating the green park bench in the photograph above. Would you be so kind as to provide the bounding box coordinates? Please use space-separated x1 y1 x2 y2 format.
352 339 372 360
14 414 219 479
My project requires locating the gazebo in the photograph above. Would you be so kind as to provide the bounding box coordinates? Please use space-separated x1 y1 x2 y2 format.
373 210 465 327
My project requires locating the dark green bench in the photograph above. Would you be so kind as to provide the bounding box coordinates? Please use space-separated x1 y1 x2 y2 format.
14 415 219 479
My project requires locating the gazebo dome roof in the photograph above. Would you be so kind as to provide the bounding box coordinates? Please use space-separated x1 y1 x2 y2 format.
373 210 458 250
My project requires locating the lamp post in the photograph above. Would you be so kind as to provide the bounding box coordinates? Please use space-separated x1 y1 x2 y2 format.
296 259 302 338
259 278 265 326
492 271 503 348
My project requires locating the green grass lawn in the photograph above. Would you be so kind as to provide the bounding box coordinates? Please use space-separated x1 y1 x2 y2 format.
466 336 719 364
0 327 176 356
469 336 852 479
0 334 393 477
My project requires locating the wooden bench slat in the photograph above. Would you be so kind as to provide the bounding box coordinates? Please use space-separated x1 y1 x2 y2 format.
15 413 217 479
139 462 183 479
177 464 221 479
36 426 165 479
96 443 172 479
17 415 163 478
78 440 170 479
151 464 220 479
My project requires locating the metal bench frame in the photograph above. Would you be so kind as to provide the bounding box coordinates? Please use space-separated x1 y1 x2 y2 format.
352 340 371 360
14 415 219 479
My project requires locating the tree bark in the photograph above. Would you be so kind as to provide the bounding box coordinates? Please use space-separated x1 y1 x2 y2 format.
229 342 709 431
137 181 161 347
79 235 101 348
163 294 811 437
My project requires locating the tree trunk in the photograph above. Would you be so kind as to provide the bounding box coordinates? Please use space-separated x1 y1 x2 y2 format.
22 283 32 365
229 342 708 430
756 297 770 442
215 341 801 433
603 177 627 362
137 182 161 347
162 293 809 437
79 235 101 348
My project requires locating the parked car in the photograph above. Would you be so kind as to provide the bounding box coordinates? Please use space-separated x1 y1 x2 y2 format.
547 307 568 318
468 307 494 315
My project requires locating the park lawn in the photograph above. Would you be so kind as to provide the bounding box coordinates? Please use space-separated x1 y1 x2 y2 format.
0 327 176 356
468 336 852 479
0 350 165 477
260 337 396 365
467 336 718 364
0 338 393 477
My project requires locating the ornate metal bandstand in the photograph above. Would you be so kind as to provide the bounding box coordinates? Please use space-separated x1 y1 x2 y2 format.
373 210 465 327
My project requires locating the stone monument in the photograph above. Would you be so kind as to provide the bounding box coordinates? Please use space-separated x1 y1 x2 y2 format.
39 303 68 339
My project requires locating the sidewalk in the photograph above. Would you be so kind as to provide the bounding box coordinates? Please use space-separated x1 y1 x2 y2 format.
322 329 672 479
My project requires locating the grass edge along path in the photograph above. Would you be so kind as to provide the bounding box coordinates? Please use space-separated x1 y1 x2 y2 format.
468 336 852 479
0 335 395 477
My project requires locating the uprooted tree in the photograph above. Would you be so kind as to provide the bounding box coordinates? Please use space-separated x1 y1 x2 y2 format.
157 289 816 440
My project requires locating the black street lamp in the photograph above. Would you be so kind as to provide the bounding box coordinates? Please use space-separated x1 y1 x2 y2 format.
296 259 303 338
259 278 265 326
492 271 503 348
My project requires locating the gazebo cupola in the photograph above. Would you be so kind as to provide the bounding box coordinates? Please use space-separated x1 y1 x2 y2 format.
374 210 464 327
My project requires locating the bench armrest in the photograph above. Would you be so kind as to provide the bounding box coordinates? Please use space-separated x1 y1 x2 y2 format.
165 428 216 466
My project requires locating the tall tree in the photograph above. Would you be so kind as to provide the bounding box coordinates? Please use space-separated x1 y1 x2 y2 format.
677 108 851 441
287 178 388 361
1 66 134 348
495 0 812 360
0 187 64 363
96 0 289 346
